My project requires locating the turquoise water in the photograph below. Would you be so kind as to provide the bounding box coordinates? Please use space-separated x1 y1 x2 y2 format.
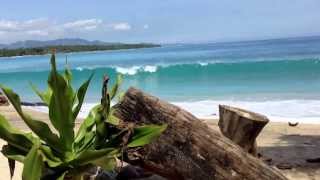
1 37 320 122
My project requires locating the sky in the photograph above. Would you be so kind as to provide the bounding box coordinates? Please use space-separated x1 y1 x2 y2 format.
0 0 320 44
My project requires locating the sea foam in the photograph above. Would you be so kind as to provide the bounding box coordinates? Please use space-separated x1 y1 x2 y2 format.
115 65 158 75
26 99 320 124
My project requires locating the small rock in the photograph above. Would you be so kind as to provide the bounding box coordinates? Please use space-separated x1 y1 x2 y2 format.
276 163 292 170
306 157 320 163
288 122 299 127
116 165 152 180
0 93 9 106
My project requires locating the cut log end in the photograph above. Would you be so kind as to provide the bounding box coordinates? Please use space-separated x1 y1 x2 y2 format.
218 105 269 156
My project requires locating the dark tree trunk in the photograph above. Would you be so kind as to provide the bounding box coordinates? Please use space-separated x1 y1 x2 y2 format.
114 87 287 180
218 105 269 156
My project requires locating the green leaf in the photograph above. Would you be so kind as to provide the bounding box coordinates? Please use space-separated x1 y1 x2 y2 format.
2 144 26 163
22 141 43 180
109 74 123 100
92 155 117 171
30 83 52 106
0 114 34 153
74 131 95 154
117 91 125 102
127 124 167 148
39 145 63 168
71 148 118 167
56 172 67 180
106 114 120 126
48 54 75 151
106 108 120 125
63 65 73 84
0 86 63 154
75 105 100 144
72 74 93 120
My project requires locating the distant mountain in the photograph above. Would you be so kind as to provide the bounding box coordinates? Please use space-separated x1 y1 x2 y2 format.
1 38 123 49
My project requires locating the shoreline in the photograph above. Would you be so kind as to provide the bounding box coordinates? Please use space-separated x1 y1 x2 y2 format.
23 100 320 124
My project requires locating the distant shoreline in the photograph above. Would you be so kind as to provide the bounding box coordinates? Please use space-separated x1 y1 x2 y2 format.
0 43 161 58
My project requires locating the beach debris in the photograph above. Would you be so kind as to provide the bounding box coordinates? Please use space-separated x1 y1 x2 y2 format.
218 105 269 156
116 165 153 180
276 163 293 170
113 87 287 180
0 92 9 106
288 122 299 127
21 101 46 106
306 157 320 163
258 153 273 164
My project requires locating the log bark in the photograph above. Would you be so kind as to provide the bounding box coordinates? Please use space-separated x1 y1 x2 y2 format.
218 105 269 156
114 87 287 180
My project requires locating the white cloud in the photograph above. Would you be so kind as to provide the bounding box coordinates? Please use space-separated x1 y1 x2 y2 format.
0 20 19 31
112 23 131 31
0 18 133 43
26 30 49 36
143 24 149 29
63 19 103 31
0 18 50 32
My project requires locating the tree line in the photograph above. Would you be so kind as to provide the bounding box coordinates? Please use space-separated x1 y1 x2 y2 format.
0 44 160 57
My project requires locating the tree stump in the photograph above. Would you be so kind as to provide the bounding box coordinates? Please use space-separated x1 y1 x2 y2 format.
218 105 269 156
114 88 286 180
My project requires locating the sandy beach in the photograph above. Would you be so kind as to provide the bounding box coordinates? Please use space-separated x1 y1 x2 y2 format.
0 105 320 180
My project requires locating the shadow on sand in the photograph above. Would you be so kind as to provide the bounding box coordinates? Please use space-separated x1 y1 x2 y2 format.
259 134 320 174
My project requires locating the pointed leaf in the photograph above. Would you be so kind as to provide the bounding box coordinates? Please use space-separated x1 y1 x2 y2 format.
72 74 93 120
0 114 34 152
2 144 26 163
48 54 74 151
71 148 118 166
127 124 167 147
63 65 72 84
109 74 123 100
30 83 52 106
74 131 95 153
75 105 100 143
0 86 63 154
57 172 67 180
22 142 43 180
39 145 63 167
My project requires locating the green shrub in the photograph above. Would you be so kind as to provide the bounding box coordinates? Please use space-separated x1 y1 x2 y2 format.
0 54 166 179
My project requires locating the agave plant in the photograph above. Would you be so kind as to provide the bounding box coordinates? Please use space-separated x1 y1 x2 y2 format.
0 54 166 179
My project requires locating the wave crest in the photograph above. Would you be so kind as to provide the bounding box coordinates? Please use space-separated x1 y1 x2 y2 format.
115 65 158 75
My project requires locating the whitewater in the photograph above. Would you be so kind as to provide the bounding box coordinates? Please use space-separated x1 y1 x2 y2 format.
1 36 320 123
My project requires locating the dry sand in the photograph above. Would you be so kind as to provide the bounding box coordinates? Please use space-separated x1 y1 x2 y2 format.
1 106 320 180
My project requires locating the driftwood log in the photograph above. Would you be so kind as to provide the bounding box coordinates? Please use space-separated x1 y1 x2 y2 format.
218 105 269 156
114 87 286 180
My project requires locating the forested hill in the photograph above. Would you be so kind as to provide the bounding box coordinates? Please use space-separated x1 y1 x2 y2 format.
0 44 160 57
0 38 160 57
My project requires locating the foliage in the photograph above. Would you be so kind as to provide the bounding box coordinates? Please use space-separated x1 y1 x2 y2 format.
0 54 167 179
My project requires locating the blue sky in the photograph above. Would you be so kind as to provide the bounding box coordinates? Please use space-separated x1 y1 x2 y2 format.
0 0 319 44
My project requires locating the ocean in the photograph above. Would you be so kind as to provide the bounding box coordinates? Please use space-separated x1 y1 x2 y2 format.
1 36 320 123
